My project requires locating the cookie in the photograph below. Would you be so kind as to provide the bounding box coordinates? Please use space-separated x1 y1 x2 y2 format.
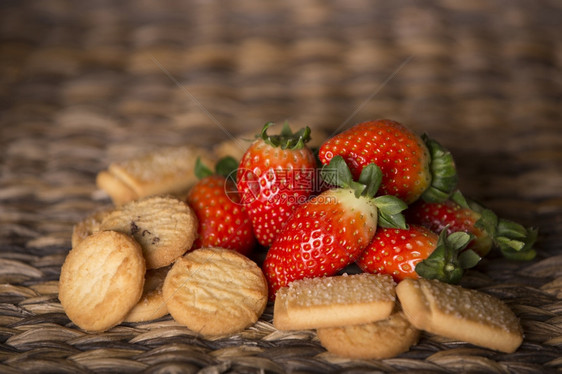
316 311 420 359
124 266 169 323
273 273 396 331
96 145 214 205
59 231 145 332
396 278 523 353
100 195 198 269
162 247 268 337
96 171 137 206
71 208 112 248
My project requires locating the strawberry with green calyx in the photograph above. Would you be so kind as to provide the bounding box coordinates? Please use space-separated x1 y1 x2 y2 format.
262 155 407 299
356 225 481 284
186 157 256 256
406 195 493 258
407 190 537 260
318 119 457 204
237 122 317 247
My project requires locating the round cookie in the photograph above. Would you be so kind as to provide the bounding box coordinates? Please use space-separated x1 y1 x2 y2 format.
100 195 198 269
163 247 268 337
124 266 169 322
316 311 420 359
59 231 146 332
71 208 112 248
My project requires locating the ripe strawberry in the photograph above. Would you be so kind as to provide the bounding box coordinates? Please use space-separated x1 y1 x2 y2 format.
356 224 481 284
186 157 255 256
263 156 408 299
237 122 317 247
318 119 457 204
407 190 537 260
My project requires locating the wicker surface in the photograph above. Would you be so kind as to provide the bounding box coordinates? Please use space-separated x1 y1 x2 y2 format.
1 0 561 372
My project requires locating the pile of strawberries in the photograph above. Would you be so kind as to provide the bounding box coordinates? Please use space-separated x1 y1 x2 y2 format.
186 119 537 300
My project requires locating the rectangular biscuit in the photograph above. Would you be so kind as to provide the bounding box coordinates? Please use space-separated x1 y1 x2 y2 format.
396 278 523 353
96 171 137 206
273 273 396 331
96 145 214 205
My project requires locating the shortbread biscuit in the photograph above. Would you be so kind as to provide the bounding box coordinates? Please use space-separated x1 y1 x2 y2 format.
317 311 420 359
96 145 214 205
100 195 197 269
59 231 145 332
162 247 268 337
124 266 169 322
71 208 112 248
96 171 137 206
273 273 396 331
396 278 523 353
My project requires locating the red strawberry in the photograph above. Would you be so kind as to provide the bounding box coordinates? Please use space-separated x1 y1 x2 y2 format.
356 224 480 284
237 122 317 247
318 119 457 204
186 157 255 256
263 156 408 299
406 199 491 258
407 190 537 260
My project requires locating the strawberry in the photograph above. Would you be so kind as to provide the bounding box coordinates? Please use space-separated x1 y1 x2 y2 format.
186 157 255 256
237 122 317 247
318 119 457 204
356 224 481 284
407 190 537 260
263 156 408 299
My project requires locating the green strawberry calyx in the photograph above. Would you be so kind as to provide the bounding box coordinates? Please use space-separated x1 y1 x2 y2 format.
451 190 538 261
195 156 239 180
260 121 311 150
421 134 458 203
321 155 407 229
415 228 481 284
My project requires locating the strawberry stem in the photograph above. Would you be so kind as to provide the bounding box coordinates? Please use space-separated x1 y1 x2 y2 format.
194 157 213 179
321 156 379 197
421 134 458 203
321 156 407 229
214 156 239 179
194 156 239 180
415 229 481 284
260 121 311 150
373 195 407 229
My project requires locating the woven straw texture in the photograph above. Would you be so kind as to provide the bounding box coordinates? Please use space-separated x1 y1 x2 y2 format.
1 0 561 372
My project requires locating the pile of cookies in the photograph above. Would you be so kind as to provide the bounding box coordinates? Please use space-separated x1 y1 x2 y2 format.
60 137 524 359
60 195 268 336
274 273 523 359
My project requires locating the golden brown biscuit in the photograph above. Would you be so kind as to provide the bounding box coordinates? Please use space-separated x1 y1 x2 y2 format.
162 247 268 337
396 278 523 353
59 231 145 332
273 273 396 331
100 195 197 269
316 311 420 359
124 266 169 323
71 208 112 248
96 145 214 205
96 171 137 206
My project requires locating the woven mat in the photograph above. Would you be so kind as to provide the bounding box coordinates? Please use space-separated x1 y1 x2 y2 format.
1 0 561 372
